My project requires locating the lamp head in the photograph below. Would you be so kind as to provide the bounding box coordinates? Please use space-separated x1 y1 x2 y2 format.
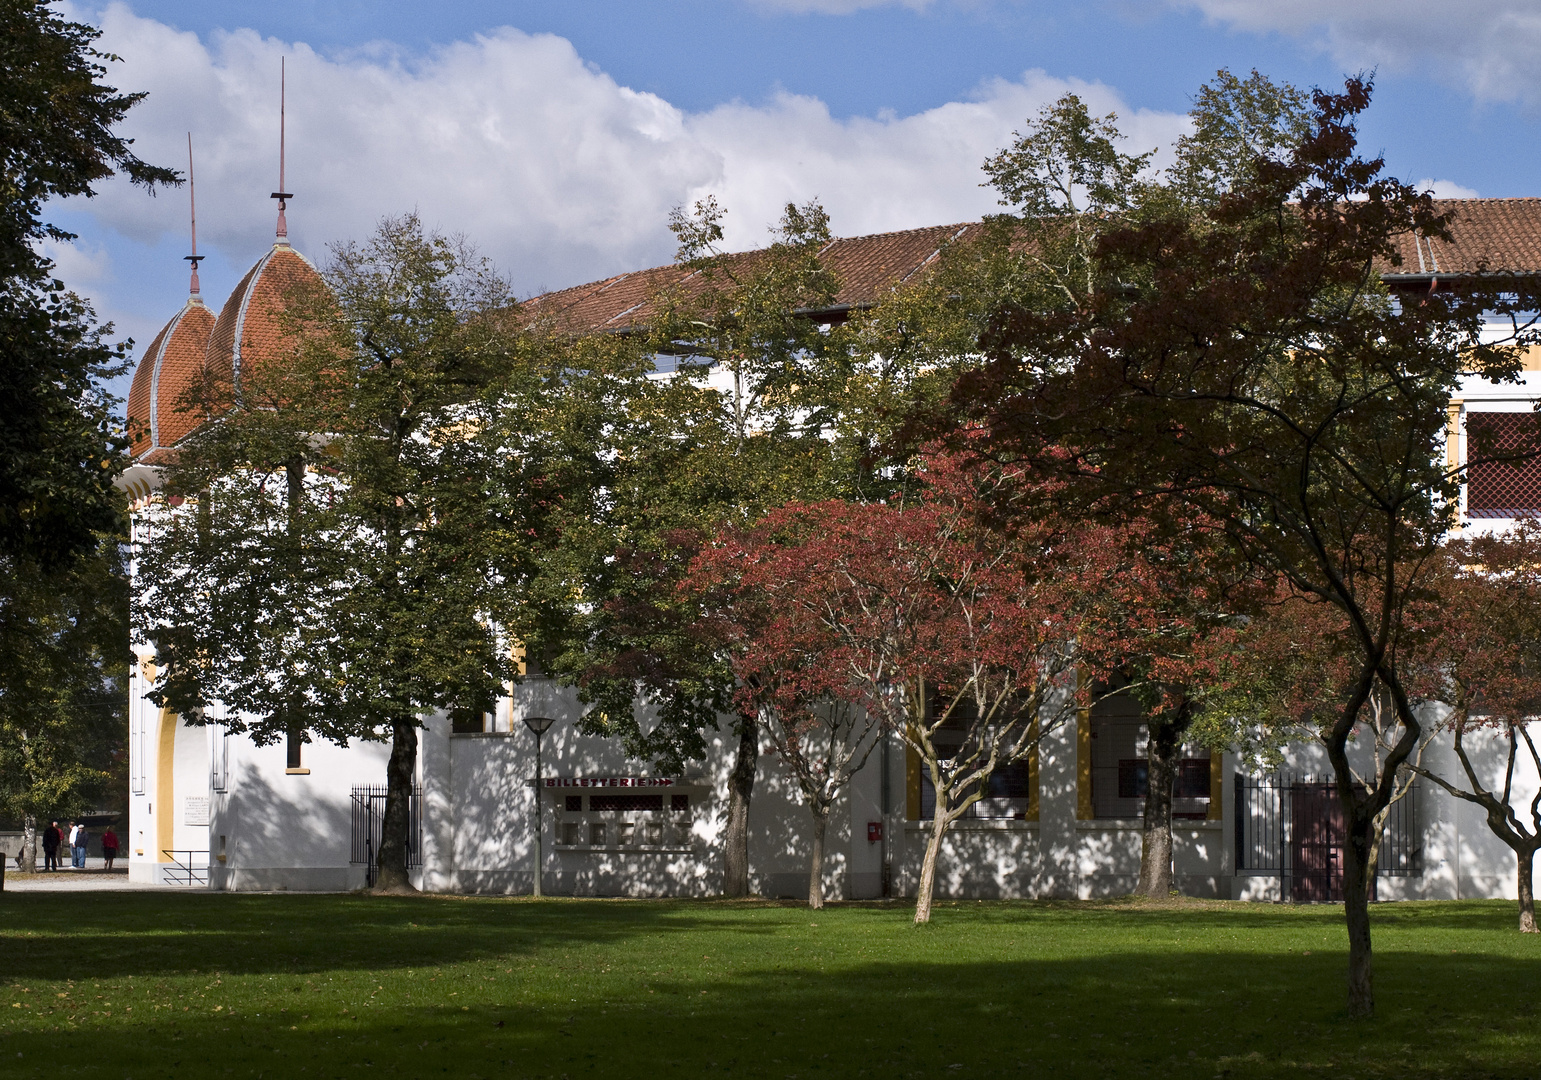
522 715 557 736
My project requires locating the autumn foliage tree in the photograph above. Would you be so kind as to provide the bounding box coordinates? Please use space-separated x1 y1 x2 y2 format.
1409 529 1541 932
947 77 1541 1015
1070 505 1264 898
690 450 1091 921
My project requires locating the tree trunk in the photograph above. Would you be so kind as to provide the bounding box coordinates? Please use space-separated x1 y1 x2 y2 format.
1518 848 1538 933
723 717 758 898
374 719 419 894
20 814 37 874
915 797 949 925
1137 720 1179 898
1365 806 1388 900
807 807 828 910
1342 810 1376 1018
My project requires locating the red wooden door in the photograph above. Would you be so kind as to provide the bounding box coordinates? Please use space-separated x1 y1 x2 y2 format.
1290 782 1343 902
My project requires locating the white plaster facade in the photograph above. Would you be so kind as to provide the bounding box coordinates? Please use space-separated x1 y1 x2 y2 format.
123 665 1539 903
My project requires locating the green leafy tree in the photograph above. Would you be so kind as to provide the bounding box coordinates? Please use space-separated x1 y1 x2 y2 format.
0 0 172 872
0 0 176 571
948 75 1541 1016
0 535 129 871
139 216 517 892
560 198 854 896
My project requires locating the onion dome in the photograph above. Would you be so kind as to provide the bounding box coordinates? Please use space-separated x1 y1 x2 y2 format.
126 297 216 462
204 242 325 395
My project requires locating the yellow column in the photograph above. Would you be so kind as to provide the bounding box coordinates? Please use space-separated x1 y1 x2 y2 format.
1446 400 1463 470
1076 707 1093 820
155 709 177 862
1207 752 1224 821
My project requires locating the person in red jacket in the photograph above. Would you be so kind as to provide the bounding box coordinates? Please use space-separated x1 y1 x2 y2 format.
101 827 120 870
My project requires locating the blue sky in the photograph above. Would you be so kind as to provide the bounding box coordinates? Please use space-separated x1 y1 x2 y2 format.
52 1 1541 403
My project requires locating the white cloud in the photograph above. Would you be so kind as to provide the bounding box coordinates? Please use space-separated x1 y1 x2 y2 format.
1417 178 1480 200
71 2 1185 302
1162 1 1541 108
39 236 112 287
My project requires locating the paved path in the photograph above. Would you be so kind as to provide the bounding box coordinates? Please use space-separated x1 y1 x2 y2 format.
3 867 187 893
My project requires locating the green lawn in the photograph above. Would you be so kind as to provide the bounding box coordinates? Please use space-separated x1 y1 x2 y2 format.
1 894 1537 1079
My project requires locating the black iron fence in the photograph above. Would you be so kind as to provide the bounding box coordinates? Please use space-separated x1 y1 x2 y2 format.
1235 772 1421 902
161 849 209 887
350 785 423 887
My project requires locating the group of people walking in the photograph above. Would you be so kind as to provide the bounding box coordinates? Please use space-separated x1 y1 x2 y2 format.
37 821 119 871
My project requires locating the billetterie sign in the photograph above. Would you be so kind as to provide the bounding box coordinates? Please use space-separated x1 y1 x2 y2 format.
543 777 678 788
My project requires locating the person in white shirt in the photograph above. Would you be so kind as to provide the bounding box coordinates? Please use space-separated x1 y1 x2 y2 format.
68 822 87 869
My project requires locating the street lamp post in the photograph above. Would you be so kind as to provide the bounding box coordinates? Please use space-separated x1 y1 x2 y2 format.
523 715 556 897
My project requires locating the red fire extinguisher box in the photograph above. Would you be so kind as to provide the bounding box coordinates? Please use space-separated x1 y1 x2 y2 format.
867 821 882 844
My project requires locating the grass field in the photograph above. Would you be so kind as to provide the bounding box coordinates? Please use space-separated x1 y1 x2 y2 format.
2 894 1538 1079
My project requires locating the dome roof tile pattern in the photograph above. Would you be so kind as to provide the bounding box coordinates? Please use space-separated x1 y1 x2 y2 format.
125 298 216 462
126 242 325 463
205 243 325 393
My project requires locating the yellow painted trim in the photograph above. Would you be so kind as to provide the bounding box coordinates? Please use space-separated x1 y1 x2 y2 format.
1076 707 1093 820
905 743 921 821
285 768 311 775
1446 400 1463 470
1208 751 1224 820
155 708 176 860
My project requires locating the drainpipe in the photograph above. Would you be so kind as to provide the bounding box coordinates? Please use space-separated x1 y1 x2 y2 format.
880 732 891 898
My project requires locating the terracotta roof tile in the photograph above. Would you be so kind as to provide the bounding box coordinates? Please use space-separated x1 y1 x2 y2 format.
1384 198 1541 278
206 244 326 391
126 298 215 459
522 222 981 334
527 200 1541 334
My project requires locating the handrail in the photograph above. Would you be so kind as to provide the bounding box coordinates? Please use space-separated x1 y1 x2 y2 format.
161 849 209 887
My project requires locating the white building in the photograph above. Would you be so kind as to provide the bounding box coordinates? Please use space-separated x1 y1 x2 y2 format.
121 201 1541 901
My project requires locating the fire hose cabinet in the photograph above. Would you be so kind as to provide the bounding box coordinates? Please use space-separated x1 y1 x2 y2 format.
867 821 883 844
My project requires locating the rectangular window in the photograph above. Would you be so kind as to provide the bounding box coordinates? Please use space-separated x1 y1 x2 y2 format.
286 729 303 770
1089 699 1211 818
561 821 583 845
565 795 582 812
588 822 606 846
1466 411 1541 517
616 821 636 844
917 695 1035 819
590 794 664 813
671 794 690 812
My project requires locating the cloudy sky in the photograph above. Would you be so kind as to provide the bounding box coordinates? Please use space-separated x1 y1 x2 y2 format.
49 1 1541 402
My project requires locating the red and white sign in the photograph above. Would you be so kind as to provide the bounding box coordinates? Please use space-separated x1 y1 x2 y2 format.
543 776 677 788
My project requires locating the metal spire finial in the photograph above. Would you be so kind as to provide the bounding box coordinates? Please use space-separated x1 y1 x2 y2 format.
270 57 292 243
184 133 204 297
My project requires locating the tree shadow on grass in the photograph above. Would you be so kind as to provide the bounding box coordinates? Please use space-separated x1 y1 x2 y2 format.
2 897 1538 1079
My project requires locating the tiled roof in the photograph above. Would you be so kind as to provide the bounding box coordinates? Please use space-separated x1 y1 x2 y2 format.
129 243 326 463
522 222 984 333
525 199 1541 333
206 244 325 392
126 298 216 459
1384 198 1541 278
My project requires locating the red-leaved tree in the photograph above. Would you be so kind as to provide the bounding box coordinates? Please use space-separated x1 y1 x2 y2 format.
691 451 1089 921
1411 529 1541 931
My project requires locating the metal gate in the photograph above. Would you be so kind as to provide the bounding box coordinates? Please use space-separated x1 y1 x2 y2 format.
1235 773 1420 901
350 785 423 887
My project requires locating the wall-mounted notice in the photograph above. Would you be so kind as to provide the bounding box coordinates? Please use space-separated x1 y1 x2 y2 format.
183 796 211 825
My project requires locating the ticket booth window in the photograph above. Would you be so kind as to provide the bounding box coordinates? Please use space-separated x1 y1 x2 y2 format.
553 787 697 849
